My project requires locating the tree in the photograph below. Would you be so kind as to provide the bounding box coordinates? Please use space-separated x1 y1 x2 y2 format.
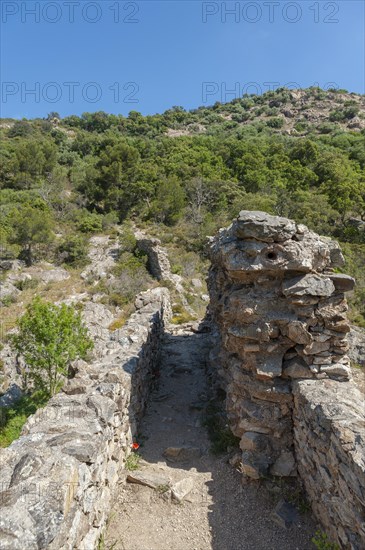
46 112 60 121
150 178 186 225
9 205 54 265
14 139 57 188
8 120 33 138
11 298 93 397
57 234 89 266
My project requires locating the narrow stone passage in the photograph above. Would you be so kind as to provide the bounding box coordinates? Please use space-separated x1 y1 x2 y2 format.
105 322 316 550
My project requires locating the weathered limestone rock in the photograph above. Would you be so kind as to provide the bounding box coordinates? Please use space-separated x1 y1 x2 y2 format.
81 235 120 281
235 211 297 242
271 499 299 529
171 477 194 502
134 230 173 281
348 326 365 367
127 471 169 489
33 265 70 284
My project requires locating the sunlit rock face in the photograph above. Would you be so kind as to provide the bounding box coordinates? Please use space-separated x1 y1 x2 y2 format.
208 211 354 480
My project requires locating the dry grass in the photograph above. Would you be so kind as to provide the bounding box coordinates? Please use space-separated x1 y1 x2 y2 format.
0 268 88 342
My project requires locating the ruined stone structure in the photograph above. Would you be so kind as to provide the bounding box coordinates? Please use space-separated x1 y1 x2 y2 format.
208 211 365 548
0 288 171 549
1 213 364 549
134 228 196 316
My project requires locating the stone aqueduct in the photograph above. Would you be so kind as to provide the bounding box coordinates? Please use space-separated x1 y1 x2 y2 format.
0 212 364 549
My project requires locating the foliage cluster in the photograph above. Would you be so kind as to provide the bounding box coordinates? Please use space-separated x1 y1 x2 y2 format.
11 298 93 397
0 88 364 322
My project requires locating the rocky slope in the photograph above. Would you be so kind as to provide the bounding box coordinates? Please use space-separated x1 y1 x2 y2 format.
165 88 365 136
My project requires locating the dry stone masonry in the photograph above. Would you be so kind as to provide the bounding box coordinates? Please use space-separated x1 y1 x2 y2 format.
208 211 365 548
0 288 171 550
134 228 196 316
293 379 365 549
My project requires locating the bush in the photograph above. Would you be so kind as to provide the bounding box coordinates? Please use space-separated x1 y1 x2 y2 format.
11 298 93 396
329 106 359 122
294 121 309 133
0 391 48 447
171 304 195 324
266 117 284 128
102 211 119 230
118 225 137 253
100 250 153 307
312 531 339 550
77 211 103 233
317 123 338 134
14 278 39 291
58 235 89 266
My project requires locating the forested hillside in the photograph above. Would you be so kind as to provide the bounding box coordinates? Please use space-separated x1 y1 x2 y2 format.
1 87 364 325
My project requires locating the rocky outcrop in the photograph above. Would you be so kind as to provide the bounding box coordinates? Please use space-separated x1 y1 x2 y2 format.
0 280 20 304
81 235 120 281
0 287 171 550
208 211 364 547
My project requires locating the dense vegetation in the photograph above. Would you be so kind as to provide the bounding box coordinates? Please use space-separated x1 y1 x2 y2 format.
1 87 364 324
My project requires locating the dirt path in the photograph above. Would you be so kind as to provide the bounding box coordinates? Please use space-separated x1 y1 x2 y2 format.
105 323 316 550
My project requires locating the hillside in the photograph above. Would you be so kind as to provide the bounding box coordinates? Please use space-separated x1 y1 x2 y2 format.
1 87 364 331
0 86 365 548
2 86 364 138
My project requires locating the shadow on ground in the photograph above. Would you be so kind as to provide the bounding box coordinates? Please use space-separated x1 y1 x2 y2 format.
106 326 316 550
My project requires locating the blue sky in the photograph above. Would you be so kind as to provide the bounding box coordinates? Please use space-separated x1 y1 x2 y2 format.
1 0 364 118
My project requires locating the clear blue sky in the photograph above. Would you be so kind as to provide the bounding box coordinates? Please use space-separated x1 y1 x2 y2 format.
1 0 364 118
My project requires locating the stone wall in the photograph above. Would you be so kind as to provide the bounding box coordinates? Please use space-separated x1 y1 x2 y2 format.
134 228 196 316
208 211 364 546
0 287 171 550
348 326 365 367
293 379 365 549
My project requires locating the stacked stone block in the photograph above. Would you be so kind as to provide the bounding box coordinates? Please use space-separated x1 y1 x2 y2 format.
208 211 355 479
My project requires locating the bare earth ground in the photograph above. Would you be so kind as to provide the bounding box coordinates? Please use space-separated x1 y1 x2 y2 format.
105 324 316 550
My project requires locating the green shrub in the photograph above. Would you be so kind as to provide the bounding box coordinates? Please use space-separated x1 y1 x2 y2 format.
266 117 284 128
0 391 48 447
118 225 137 253
14 277 39 291
312 531 339 550
329 106 359 122
1 294 17 307
317 122 338 134
294 121 309 133
58 235 89 266
77 212 103 233
11 298 93 397
102 211 119 230
125 452 140 471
